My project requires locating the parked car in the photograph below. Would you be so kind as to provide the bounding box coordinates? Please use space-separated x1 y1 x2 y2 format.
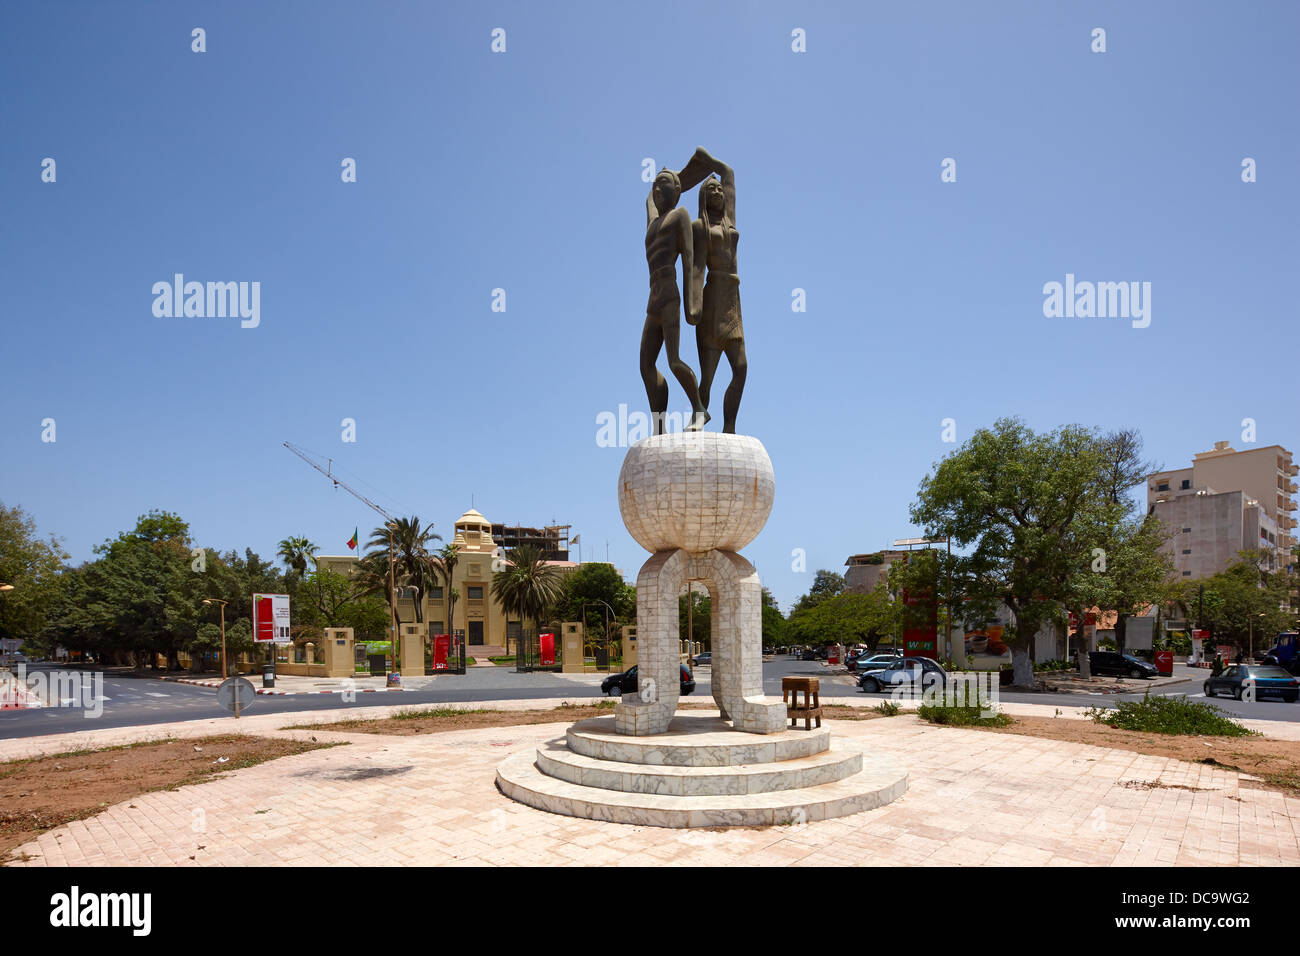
1089 651 1157 679
691 652 712 668
601 664 696 697
799 648 817 661
857 656 948 693
1204 665 1298 702
847 651 901 673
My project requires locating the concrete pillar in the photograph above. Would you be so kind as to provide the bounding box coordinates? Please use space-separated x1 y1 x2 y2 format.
561 622 584 673
621 625 638 667
400 623 426 677
323 627 354 678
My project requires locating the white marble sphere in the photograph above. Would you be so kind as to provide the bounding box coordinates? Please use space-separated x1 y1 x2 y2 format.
618 432 774 554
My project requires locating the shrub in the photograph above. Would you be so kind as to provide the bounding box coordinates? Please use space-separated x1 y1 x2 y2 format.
1085 693 1258 737
873 701 901 716
916 703 1012 727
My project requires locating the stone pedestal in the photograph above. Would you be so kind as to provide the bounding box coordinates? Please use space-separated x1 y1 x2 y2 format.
400 623 426 677
614 432 785 736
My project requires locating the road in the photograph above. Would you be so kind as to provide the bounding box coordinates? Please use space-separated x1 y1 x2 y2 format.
1 659 1296 740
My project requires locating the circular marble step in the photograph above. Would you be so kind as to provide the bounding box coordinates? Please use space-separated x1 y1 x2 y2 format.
566 714 829 767
536 737 863 796
496 739 907 829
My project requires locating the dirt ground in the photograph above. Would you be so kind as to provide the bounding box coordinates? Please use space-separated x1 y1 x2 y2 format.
968 715 1300 796
0 735 331 861
305 702 623 735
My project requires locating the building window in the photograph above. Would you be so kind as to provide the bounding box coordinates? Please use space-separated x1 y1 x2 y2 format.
1180 479 1191 489
468 586 484 600
1182 571 1191 576
1182 549 1192 555
429 586 444 600
1182 527 1191 533
1157 483 1170 492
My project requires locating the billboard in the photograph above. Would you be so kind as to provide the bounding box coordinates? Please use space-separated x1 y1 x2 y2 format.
252 593 292 644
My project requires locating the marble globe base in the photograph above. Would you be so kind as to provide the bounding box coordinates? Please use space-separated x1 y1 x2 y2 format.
615 432 784 737
495 714 909 828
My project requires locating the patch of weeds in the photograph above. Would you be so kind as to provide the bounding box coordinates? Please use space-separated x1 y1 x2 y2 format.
1084 693 1258 737
872 701 901 717
916 703 1012 727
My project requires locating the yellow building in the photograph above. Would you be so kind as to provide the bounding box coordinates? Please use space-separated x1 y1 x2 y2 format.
315 508 577 658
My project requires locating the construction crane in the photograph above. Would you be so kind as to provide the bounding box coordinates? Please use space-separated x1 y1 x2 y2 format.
282 440 404 680
283 441 397 524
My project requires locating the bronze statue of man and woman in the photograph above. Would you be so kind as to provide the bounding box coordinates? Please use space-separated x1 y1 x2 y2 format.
641 146 746 435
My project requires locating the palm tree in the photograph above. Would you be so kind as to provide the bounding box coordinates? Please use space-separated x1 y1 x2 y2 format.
491 545 565 642
428 543 461 637
277 536 318 581
363 516 441 624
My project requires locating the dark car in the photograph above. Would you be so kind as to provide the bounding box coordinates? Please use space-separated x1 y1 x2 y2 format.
1089 651 1157 679
1204 664 1298 703
601 664 696 697
691 652 712 668
857 656 948 693
799 648 817 661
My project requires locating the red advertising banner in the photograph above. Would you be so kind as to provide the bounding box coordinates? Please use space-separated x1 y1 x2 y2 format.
901 588 937 659
252 593 291 643
432 634 450 670
540 632 556 667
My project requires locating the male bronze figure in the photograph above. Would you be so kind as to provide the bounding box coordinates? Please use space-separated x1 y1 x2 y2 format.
640 168 709 434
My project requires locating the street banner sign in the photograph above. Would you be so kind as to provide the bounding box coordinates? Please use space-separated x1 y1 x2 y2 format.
252 593 292 644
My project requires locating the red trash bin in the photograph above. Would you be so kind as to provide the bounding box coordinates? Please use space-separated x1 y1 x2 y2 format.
1154 650 1174 677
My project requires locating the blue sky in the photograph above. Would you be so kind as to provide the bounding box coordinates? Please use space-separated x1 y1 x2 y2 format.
1 0 1296 611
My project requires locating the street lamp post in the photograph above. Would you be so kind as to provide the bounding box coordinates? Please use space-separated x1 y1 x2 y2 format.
202 599 228 677
387 522 399 682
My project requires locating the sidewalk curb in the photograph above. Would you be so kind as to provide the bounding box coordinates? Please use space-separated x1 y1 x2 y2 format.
156 675 410 696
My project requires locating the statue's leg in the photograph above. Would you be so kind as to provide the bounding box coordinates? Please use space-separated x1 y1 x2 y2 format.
615 549 684 735
661 310 708 429
694 550 785 734
697 341 723 416
639 316 668 435
722 339 747 435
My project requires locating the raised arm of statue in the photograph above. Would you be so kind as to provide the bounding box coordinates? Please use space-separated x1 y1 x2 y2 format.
679 147 735 225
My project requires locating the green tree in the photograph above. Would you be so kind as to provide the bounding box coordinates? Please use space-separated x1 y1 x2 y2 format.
1059 429 1172 676
909 418 1121 686
761 587 788 648
491 545 565 637
427 543 461 635
790 569 845 616
1173 552 1295 655
276 536 318 582
678 588 711 645
364 517 441 624
788 584 899 651
556 562 635 625
0 502 69 653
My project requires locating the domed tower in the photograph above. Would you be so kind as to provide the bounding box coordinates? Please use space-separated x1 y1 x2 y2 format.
449 508 504 655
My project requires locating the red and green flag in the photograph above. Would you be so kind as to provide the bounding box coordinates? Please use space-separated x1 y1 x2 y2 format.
347 527 358 550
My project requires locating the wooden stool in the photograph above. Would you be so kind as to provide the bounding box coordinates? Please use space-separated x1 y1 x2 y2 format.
782 676 822 730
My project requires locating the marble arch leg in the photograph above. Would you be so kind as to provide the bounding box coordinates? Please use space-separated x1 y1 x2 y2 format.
691 549 785 734
614 548 684 736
